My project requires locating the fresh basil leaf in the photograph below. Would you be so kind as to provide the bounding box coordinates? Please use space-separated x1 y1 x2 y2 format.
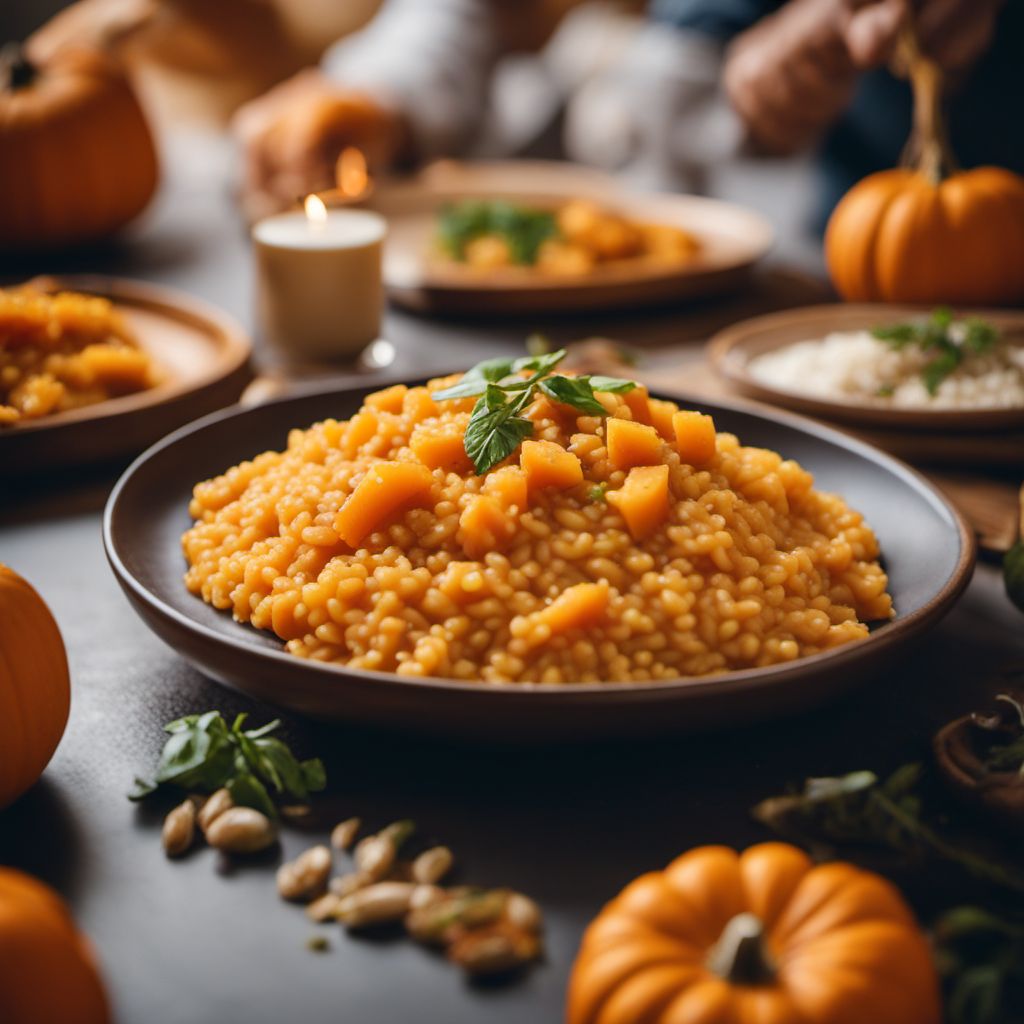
154 713 232 786
252 736 310 800
539 375 607 415
300 758 327 793
586 375 638 394
227 770 277 819
128 777 157 801
922 348 960 395
512 348 566 376
242 718 282 740
433 358 517 401
464 395 534 474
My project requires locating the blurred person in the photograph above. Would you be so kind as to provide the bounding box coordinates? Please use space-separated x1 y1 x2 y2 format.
232 0 592 218
649 0 1024 217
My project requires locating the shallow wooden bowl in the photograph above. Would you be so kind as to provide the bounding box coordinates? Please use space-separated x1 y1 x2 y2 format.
103 380 975 740
372 161 774 315
1 274 252 473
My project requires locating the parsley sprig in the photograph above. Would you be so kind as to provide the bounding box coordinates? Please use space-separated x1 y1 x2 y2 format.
129 711 326 818
433 349 637 474
437 200 558 265
872 307 999 396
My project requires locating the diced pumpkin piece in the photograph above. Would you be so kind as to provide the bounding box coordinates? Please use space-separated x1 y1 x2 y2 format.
607 465 670 539
520 440 584 491
342 410 379 457
410 419 472 472
364 384 407 414
483 465 528 511
622 385 652 425
334 461 434 547
672 410 717 464
648 398 679 441
458 494 514 559
538 581 610 635
606 417 663 470
403 386 439 422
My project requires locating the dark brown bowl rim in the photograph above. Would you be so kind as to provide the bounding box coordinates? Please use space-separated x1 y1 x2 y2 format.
102 379 977 702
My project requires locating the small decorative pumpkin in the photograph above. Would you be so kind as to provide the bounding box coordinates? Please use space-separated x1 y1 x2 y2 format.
567 842 941 1024
0 868 111 1024
0 43 158 251
0 564 70 807
825 33 1024 305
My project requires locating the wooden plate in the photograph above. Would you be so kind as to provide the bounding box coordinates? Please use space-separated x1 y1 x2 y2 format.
709 303 1024 433
371 160 774 315
2 274 252 473
103 380 974 740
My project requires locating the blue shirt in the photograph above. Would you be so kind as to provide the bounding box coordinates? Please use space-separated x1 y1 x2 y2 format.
652 0 1024 223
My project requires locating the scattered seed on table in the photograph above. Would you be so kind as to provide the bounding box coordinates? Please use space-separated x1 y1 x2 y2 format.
330 817 361 851
162 799 196 857
277 845 332 901
205 807 276 854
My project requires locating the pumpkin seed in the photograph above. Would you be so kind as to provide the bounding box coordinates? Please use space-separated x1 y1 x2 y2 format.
277 844 332 901
306 892 343 923
162 799 196 857
412 846 453 885
448 921 541 976
205 807 276 853
336 882 416 929
330 817 361 851
197 787 234 834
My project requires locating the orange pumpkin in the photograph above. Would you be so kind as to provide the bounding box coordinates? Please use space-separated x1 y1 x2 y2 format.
567 842 941 1024
0 564 71 808
0 44 158 250
0 868 111 1024
825 41 1024 305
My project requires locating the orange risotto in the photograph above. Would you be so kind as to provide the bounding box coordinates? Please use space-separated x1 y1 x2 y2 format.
182 377 892 684
0 288 160 425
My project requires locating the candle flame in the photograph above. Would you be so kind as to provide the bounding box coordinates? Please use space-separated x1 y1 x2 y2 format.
304 193 328 224
336 147 369 198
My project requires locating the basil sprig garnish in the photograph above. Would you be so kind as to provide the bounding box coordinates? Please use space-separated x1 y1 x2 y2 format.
433 349 637 474
129 711 326 818
872 307 999 396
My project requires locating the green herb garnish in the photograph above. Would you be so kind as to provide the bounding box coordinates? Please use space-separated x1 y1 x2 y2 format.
753 764 1024 893
129 711 325 818
1005 541 1024 613
933 906 1024 1024
872 307 999 396
437 200 558 265
433 349 637 474
589 483 608 502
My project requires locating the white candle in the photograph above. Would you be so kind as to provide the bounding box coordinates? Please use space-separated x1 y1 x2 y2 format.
253 198 387 361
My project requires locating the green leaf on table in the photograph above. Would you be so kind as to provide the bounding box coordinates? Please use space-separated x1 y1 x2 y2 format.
129 711 326 817
1004 541 1024 613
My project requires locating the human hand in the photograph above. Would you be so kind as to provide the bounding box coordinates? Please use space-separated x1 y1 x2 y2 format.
233 69 406 220
840 0 1004 72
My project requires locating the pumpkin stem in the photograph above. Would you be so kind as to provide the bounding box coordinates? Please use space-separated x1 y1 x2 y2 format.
0 43 36 91
707 912 775 986
897 21 957 183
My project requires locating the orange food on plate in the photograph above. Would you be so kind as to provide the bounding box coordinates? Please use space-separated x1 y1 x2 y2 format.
0 287 160 426
182 367 893 684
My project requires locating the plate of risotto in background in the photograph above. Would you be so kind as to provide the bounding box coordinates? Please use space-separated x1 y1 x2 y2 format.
710 304 1024 432
104 363 974 739
1 275 251 473
371 161 774 314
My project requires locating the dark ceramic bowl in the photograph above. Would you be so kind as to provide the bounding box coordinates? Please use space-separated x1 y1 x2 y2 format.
103 381 975 740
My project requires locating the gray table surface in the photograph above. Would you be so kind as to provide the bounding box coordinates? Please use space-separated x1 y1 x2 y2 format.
2 134 1023 1024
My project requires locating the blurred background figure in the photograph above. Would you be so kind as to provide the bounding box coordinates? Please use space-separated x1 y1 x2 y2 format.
650 0 1024 221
